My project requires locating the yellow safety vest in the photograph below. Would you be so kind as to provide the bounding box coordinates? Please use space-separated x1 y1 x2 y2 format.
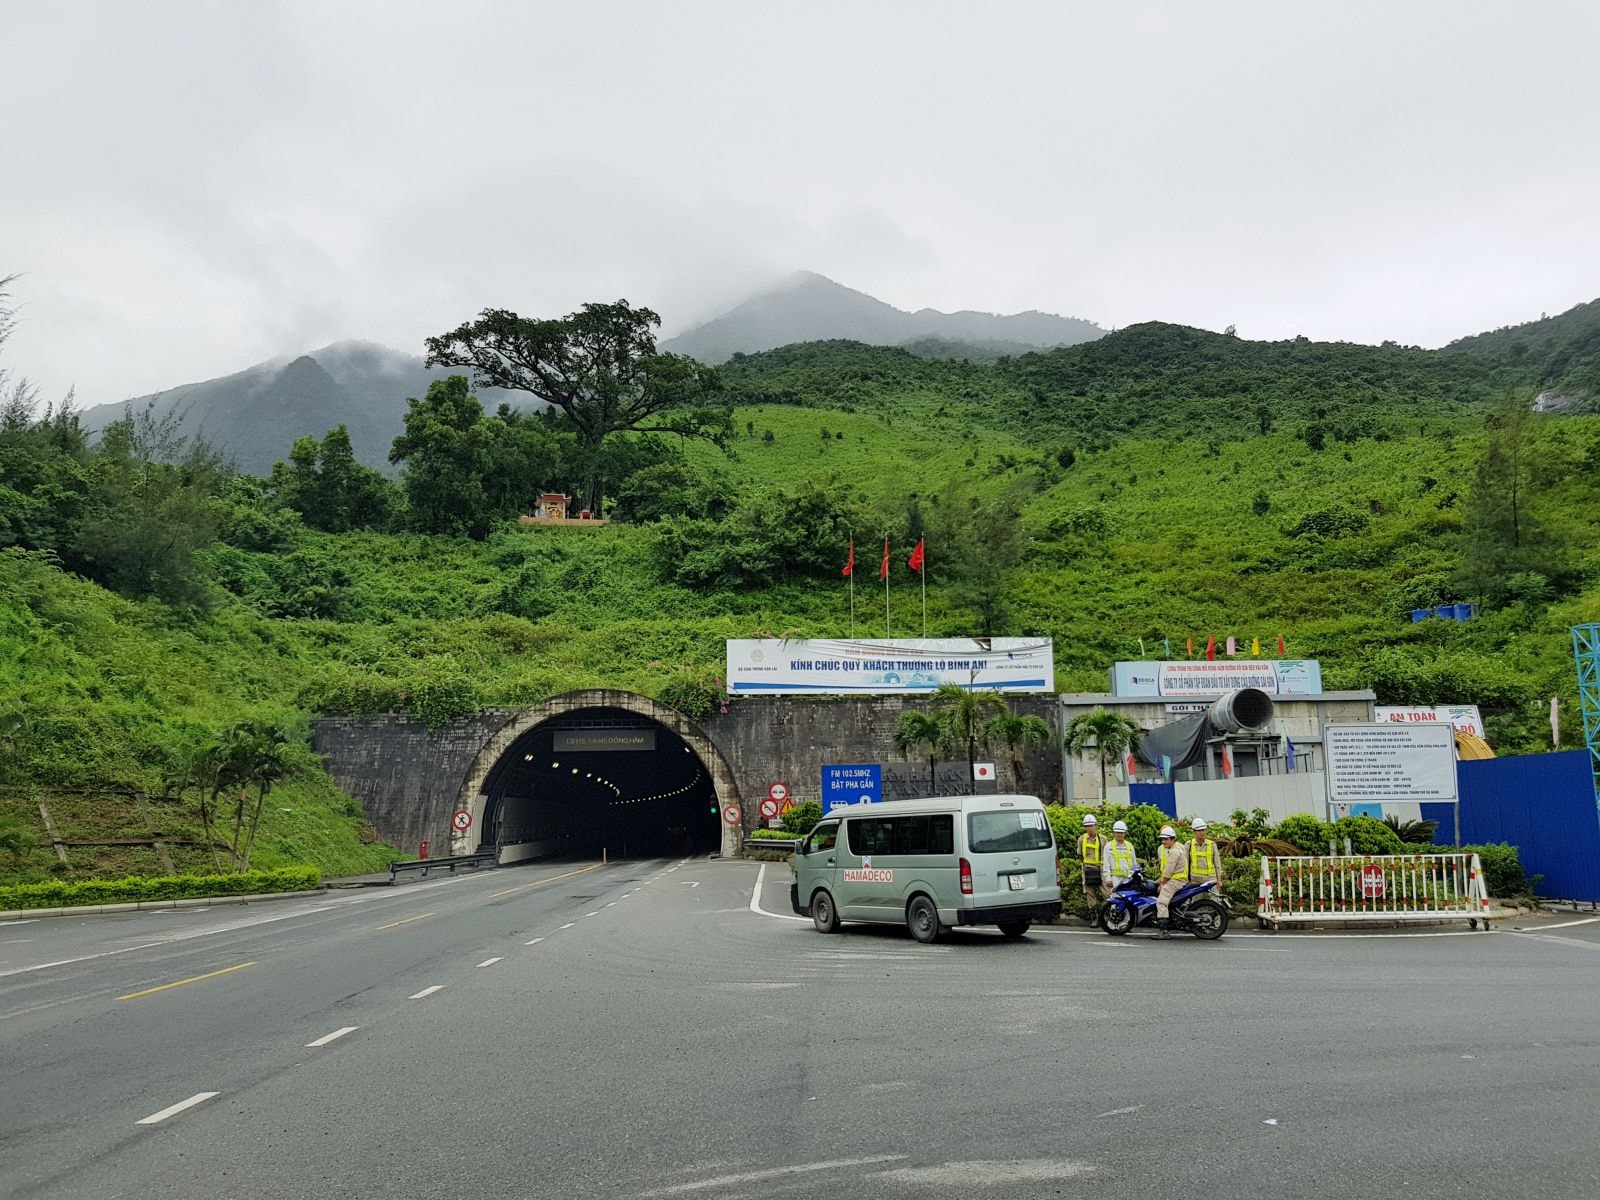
1162 843 1188 880
1190 840 1218 880
1108 841 1136 876
1078 834 1101 865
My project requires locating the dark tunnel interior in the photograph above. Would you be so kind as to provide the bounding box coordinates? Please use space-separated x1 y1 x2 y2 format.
480 708 722 859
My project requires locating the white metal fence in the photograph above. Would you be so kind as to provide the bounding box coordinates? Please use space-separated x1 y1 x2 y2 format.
1257 853 1491 928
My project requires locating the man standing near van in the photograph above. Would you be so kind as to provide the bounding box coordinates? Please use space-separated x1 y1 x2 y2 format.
1188 819 1222 894
1154 825 1188 939
1103 819 1139 890
1077 814 1104 923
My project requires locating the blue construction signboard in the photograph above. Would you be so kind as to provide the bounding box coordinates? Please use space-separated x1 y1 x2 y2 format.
822 763 883 812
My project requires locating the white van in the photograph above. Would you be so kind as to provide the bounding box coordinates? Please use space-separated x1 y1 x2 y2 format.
788 794 1062 942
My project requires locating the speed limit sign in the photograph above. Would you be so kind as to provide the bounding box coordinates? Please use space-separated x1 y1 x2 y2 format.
452 810 472 832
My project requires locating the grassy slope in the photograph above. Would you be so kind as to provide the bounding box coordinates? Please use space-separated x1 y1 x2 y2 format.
5 328 1600 883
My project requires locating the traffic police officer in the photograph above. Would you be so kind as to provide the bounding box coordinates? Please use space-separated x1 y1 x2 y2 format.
1077 814 1105 922
1102 819 1140 890
1188 818 1222 894
1154 825 1188 939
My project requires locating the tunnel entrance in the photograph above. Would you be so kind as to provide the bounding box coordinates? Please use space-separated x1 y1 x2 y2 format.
478 707 724 861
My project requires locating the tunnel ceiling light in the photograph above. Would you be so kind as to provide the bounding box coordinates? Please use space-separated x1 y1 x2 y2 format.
551 762 559 769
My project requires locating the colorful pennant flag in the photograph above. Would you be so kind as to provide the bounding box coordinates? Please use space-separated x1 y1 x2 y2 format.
1220 744 1234 777
842 542 854 577
1251 636 1260 656
878 538 889 581
1205 634 1216 661
1125 752 1137 783
1284 737 1296 771
1277 634 1286 657
1225 635 1237 656
1186 637 1194 658
907 539 925 572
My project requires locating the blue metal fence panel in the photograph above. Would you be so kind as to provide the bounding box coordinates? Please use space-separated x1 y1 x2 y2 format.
1448 751 1600 902
1129 782 1177 818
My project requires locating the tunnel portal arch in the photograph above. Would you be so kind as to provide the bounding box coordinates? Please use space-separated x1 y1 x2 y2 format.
454 690 743 860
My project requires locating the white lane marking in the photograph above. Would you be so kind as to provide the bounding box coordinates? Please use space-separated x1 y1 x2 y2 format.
1231 946 1293 952
643 1155 907 1197
585 911 599 917
408 985 444 999
559 922 576 930
0 920 38 927
604 902 616 907
305 1026 359 1047
1506 931 1600 952
1095 1104 1143 1118
524 937 545 946
749 863 810 924
477 957 503 967
876 1160 1095 1186
137 1092 219 1125
679 881 700 888
1526 916 1600 931
0 941 168 978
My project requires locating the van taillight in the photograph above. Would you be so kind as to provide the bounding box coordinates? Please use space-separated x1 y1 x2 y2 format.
959 857 973 895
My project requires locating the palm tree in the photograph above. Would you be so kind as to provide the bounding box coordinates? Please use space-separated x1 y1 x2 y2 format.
982 712 1053 792
893 710 951 794
238 723 291 872
1062 707 1143 803
930 682 1009 794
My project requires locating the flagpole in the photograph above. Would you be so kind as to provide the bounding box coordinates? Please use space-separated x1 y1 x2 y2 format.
883 537 890 638
920 541 927 638
849 565 855 637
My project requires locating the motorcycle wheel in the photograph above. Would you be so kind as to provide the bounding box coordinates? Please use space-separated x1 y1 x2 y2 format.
1100 902 1135 936
1183 896 1230 940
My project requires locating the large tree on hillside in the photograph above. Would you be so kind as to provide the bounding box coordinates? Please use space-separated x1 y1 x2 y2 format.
424 301 727 516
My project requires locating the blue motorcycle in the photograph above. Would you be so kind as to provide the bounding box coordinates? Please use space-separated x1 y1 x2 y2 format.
1100 868 1229 939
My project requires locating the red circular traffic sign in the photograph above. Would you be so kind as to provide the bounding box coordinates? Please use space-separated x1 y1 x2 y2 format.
768 782 789 802
759 798 779 819
722 803 742 826
452 810 472 831
1360 864 1385 899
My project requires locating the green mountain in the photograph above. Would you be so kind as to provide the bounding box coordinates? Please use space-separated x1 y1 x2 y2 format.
1443 296 1600 409
662 271 1104 363
75 341 524 475
5 303 1599 885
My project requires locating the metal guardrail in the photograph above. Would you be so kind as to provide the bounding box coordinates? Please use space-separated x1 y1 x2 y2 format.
389 850 498 883
743 836 800 853
1258 853 1490 928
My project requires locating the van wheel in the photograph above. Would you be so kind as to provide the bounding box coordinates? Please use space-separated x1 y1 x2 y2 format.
998 920 1031 939
908 895 941 943
811 890 840 934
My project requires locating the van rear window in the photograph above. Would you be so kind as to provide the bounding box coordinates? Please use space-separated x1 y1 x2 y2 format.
967 809 1054 854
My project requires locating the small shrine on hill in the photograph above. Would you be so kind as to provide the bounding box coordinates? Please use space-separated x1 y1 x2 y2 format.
519 492 608 527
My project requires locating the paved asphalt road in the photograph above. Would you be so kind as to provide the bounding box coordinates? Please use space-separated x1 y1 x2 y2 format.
3 858 1599 1199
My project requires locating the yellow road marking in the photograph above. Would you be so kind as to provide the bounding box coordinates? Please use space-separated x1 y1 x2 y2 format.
489 862 604 899
375 911 435 930
118 961 258 1000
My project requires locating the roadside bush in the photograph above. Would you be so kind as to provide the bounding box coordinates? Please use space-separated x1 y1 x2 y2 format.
409 671 481 729
1222 855 1261 910
0 865 321 911
1273 813 1333 855
780 800 822 835
748 828 798 841
1330 815 1407 856
1463 843 1533 897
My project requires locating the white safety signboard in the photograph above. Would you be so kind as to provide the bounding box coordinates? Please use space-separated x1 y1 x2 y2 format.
1325 723 1458 804
1374 705 1485 737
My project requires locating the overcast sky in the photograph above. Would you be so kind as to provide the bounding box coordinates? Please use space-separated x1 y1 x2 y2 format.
5 0 1599 407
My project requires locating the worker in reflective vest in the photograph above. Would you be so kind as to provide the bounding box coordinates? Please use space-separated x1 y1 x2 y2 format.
1077 814 1105 922
1102 820 1140 889
1154 825 1188 939
1188 819 1222 893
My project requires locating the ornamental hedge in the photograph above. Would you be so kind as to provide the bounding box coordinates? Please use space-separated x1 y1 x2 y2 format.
0 865 321 911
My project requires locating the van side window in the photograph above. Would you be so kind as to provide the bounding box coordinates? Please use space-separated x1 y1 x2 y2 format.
806 824 838 854
845 813 953 856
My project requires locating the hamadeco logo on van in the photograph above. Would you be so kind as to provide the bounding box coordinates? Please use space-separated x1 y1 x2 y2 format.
843 868 894 882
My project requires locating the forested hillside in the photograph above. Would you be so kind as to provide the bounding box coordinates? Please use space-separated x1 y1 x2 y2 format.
4 291 1599 883
1444 296 1600 407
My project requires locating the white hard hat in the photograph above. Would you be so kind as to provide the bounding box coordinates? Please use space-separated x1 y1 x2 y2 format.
1159 825 1177 839
1082 814 1097 826
1112 820 1128 833
1192 819 1208 831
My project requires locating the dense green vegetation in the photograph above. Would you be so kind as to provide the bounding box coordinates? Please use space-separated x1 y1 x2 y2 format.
3 282 1599 884
1445 297 1600 404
